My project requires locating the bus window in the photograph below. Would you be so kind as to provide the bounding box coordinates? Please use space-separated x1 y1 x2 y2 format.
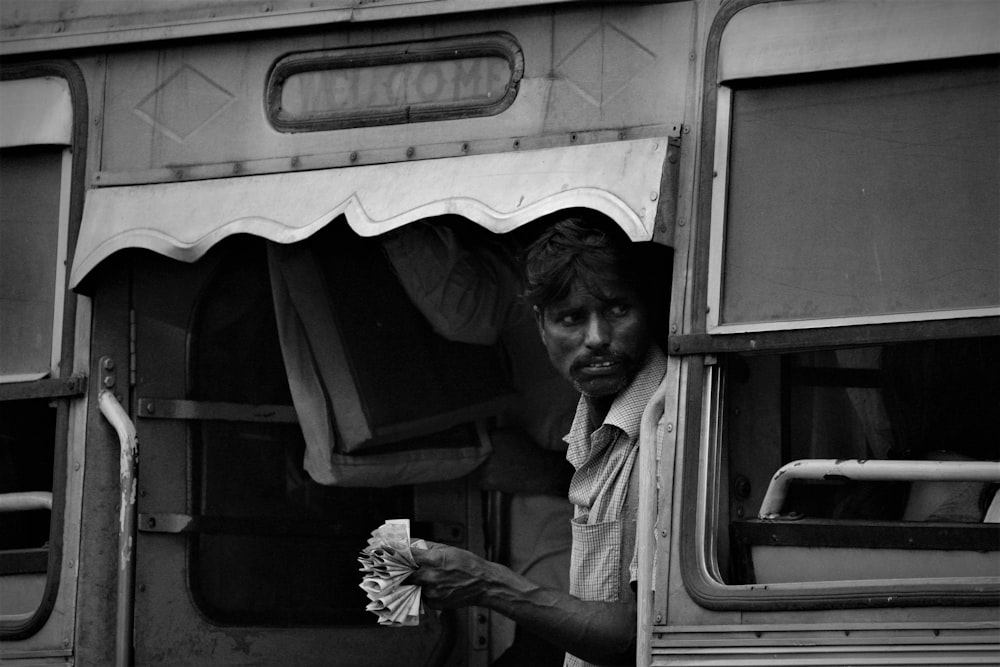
687 49 999 606
724 337 1000 585
0 73 80 634
709 55 999 333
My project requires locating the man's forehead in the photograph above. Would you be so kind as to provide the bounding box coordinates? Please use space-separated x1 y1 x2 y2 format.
546 277 640 309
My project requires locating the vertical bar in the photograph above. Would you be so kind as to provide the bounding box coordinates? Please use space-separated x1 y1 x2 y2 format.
98 389 138 667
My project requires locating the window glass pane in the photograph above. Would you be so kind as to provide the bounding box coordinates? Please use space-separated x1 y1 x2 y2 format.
0 146 62 377
723 336 1000 585
721 57 999 325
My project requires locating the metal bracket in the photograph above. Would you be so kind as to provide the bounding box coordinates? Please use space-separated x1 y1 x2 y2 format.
99 355 123 403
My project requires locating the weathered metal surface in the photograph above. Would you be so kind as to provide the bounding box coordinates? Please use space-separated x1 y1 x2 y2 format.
0 376 86 401
70 138 671 287
93 4 690 178
759 460 1000 520
0 1 681 56
651 623 1000 666
96 390 137 667
135 398 298 423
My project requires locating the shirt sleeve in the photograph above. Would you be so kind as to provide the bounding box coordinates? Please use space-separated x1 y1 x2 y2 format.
380 221 519 346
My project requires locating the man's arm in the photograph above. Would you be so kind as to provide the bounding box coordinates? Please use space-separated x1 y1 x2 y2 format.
381 221 519 345
407 541 636 665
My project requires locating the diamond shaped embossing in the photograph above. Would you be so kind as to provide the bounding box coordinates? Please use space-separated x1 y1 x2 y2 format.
134 65 235 142
556 22 656 107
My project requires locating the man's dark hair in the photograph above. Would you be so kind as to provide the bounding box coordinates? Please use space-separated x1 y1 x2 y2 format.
522 212 644 311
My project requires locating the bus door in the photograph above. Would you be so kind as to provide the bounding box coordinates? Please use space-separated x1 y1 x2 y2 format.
69 139 672 667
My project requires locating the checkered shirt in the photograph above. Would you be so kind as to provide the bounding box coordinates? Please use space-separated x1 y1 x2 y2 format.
562 346 668 667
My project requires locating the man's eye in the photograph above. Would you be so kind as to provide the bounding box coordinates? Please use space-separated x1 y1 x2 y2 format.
607 303 630 317
556 312 583 326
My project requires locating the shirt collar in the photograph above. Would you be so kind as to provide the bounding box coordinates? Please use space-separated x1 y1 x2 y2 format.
602 345 668 438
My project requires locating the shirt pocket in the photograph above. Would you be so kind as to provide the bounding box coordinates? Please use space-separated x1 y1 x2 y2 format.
569 515 622 602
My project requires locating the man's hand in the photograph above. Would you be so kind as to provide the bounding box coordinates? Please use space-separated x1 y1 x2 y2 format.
405 541 494 609
404 539 636 665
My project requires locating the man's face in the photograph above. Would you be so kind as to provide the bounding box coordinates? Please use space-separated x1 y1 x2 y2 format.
536 278 651 399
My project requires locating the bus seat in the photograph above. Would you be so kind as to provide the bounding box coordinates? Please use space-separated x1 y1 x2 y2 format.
728 459 1000 584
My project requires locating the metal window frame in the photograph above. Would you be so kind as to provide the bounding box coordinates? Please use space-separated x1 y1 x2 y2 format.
678 0 1000 612
0 60 89 641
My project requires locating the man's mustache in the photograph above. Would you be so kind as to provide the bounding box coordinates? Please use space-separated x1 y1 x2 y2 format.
571 353 628 372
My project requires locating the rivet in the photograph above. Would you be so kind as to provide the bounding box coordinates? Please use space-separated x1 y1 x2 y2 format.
350 151 358 163
74 462 81 471
678 218 686 227
406 147 415 158
461 143 470 153
570 133 578 143
145 401 155 414
290 156 300 168
102 358 115 371
666 423 673 432
513 139 520 150
650 191 658 201
103 376 115 388
655 614 663 623
232 163 242 175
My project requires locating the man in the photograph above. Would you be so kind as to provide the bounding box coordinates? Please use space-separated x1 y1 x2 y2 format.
406 214 669 667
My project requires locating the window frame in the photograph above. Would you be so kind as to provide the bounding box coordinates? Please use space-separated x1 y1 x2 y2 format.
704 0 1000 336
678 0 1000 611
0 61 88 640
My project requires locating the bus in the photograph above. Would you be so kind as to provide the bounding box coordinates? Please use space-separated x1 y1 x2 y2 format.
1 1 997 665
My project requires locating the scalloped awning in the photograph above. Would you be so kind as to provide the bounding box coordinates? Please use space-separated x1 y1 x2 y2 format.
70 138 670 288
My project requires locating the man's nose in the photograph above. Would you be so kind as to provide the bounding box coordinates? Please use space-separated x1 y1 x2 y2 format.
583 314 612 349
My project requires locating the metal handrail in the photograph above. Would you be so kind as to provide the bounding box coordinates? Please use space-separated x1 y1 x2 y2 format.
98 390 138 667
758 458 1000 519
0 491 53 512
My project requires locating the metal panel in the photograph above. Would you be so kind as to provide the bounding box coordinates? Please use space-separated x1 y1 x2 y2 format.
70 138 671 288
718 0 1000 82
0 0 681 56
95 4 691 177
0 78 72 147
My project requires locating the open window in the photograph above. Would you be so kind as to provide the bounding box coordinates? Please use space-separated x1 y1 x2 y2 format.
78 138 675 661
682 0 1000 609
0 71 85 638
725 339 1000 587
